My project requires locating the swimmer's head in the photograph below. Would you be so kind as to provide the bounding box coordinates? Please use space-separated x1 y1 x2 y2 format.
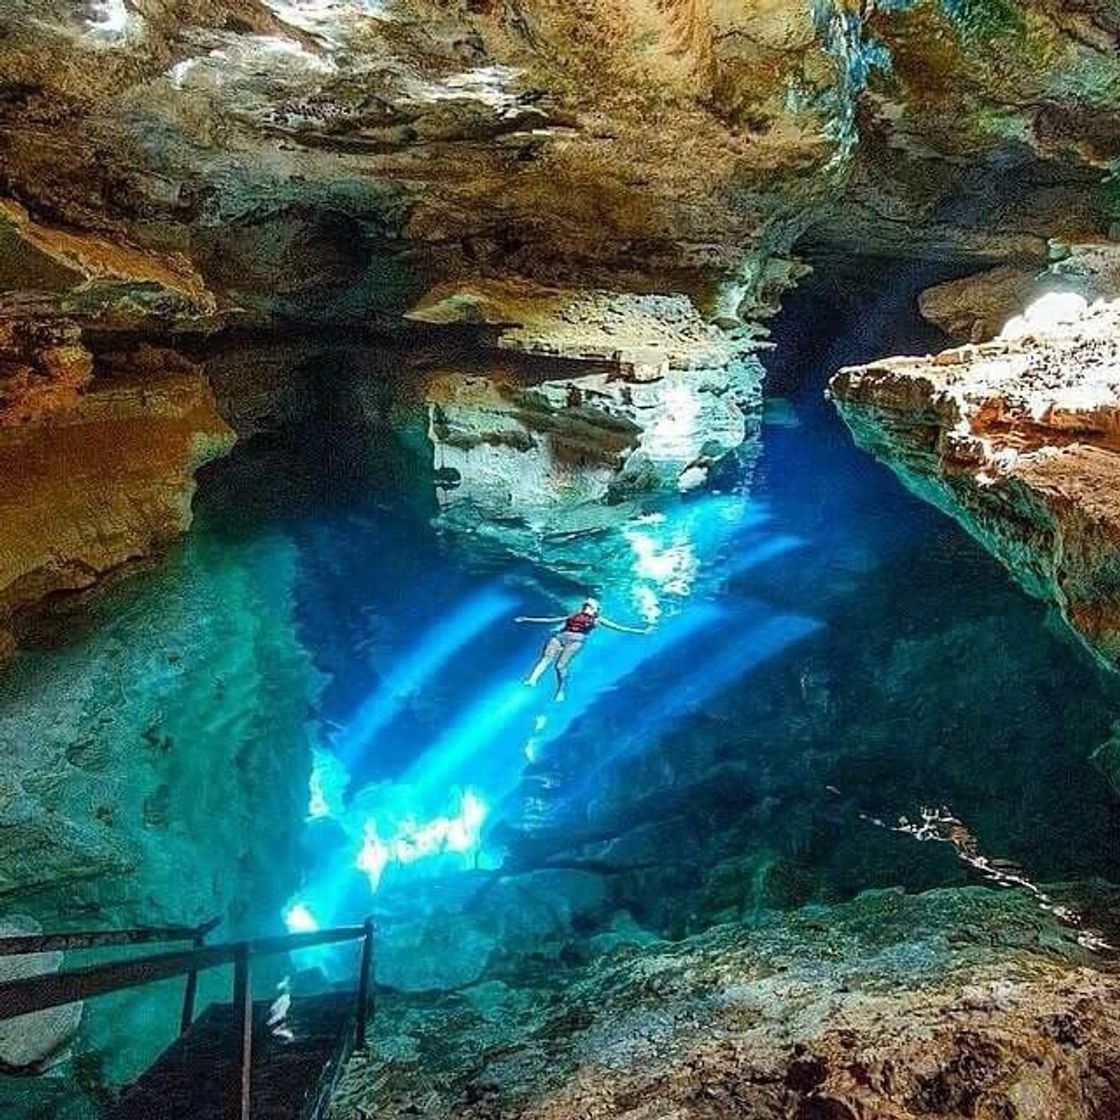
582 597 601 616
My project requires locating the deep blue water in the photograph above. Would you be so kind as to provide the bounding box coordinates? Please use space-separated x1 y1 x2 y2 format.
189 309 1120 945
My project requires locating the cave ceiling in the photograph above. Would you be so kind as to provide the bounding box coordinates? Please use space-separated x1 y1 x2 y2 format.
0 0 1117 331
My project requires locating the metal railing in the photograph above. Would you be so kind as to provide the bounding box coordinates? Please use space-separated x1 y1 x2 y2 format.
0 917 375 1120
0 916 222 1033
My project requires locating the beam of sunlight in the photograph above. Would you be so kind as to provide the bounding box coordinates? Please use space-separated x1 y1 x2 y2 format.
288 606 728 935
332 586 516 768
720 533 806 582
622 499 773 620
283 492 817 940
307 747 349 819
356 789 487 890
282 900 320 934
402 668 540 793
408 603 724 802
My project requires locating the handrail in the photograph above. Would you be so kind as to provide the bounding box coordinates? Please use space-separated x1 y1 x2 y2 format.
0 924 367 1022
0 917 221 957
0 918 376 1120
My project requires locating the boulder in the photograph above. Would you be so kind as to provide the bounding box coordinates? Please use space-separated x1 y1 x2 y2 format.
0 917 82 1073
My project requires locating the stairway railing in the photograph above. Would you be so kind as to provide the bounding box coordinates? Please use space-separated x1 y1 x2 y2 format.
0 916 222 1032
0 918 375 1120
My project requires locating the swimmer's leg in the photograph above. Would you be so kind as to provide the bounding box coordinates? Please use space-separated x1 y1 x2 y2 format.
553 639 583 702
525 637 562 687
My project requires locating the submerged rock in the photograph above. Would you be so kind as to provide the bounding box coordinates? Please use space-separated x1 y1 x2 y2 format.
332 886 1120 1120
0 519 322 932
372 868 613 991
830 295 1120 681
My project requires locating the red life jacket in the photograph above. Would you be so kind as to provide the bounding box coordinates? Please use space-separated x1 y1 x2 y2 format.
563 610 597 634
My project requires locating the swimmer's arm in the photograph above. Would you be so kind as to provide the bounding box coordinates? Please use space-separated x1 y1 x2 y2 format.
515 615 568 624
600 617 653 635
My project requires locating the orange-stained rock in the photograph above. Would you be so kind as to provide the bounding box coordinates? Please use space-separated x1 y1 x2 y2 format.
0 200 215 313
0 368 235 646
830 295 1120 670
0 317 94 426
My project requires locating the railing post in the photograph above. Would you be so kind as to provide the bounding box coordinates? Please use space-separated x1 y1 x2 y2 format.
180 930 206 1034
232 944 252 1120
355 918 374 1050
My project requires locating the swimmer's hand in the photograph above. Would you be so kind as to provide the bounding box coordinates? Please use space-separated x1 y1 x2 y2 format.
601 618 655 635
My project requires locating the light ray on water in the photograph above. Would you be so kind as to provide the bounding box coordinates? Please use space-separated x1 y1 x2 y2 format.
331 585 516 769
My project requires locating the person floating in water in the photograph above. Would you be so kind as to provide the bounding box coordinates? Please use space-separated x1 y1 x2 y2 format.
516 597 651 702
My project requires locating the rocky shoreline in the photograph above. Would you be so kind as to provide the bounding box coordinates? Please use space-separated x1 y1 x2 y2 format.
333 886 1120 1120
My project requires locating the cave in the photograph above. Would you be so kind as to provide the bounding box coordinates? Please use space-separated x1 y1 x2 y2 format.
3 3 1120 1119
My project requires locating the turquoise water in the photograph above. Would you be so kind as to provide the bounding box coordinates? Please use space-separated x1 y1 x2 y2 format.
185 311 1120 947
3 279 1120 1110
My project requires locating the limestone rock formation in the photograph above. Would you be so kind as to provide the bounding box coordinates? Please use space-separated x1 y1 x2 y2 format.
830 294 1120 677
0 363 235 656
332 886 1120 1120
0 518 323 932
919 245 1120 342
0 0 1118 634
411 283 763 591
2 0 1118 328
918 265 1043 343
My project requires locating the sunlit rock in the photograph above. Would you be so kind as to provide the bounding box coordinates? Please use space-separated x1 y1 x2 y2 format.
5 0 1117 337
413 282 763 600
830 296 1120 674
407 281 750 371
919 245 1120 342
918 265 1042 343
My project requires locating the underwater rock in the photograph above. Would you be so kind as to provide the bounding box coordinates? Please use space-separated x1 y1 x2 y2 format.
373 868 612 991
0 366 234 652
830 295 1120 678
332 886 1120 1120
0 518 323 934
0 917 82 1073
